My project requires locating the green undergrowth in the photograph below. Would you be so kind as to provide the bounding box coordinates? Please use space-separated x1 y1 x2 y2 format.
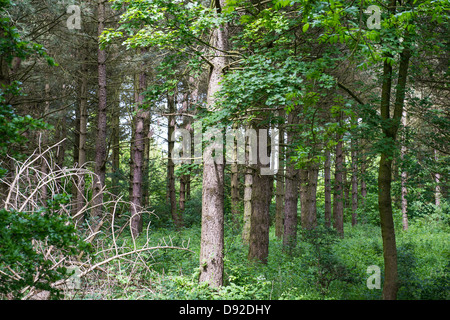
88 204 448 300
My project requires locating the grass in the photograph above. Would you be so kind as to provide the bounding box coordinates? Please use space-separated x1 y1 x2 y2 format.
77 207 448 300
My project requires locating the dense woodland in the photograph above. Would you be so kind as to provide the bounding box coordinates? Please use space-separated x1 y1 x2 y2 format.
0 0 449 301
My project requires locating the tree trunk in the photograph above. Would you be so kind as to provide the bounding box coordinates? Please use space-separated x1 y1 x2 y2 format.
401 110 408 230
283 111 299 249
248 128 273 264
111 88 121 197
333 113 344 236
130 67 147 238
275 109 285 239
434 149 441 207
199 0 227 287
167 93 180 228
378 32 411 299
230 124 240 228
242 131 253 244
324 150 332 228
351 138 358 226
75 56 88 226
92 0 108 221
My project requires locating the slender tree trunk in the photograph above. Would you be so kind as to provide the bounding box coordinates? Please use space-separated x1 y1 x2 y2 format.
230 124 240 228
351 138 358 226
434 149 441 207
40 83 50 206
275 109 285 239
401 110 408 230
333 112 344 236
92 0 108 221
248 128 273 264
167 93 179 228
130 67 147 238
378 33 411 299
324 150 332 228
242 131 253 244
283 111 299 249
74 53 88 226
199 0 227 287
111 88 121 197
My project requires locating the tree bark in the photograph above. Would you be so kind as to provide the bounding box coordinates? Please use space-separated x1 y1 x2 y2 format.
401 110 408 230
283 111 299 249
230 124 240 228
275 109 285 239
130 67 147 238
199 0 227 287
92 0 108 221
248 128 273 264
378 27 411 298
75 55 88 226
333 113 344 236
351 138 358 226
434 149 441 207
167 93 179 228
242 131 253 244
324 150 332 228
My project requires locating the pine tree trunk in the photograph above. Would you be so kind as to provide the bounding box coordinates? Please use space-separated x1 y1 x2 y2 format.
92 0 108 221
199 0 227 286
75 54 88 226
333 114 344 236
130 69 147 238
111 88 121 198
401 111 408 230
434 149 441 207
167 93 179 228
324 150 332 228
248 128 273 263
275 110 285 239
230 124 240 228
351 138 358 226
283 111 299 249
242 131 253 244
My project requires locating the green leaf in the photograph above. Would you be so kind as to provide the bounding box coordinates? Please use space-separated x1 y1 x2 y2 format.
303 23 310 33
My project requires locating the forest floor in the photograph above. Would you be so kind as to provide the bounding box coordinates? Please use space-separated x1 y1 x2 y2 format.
65 203 449 300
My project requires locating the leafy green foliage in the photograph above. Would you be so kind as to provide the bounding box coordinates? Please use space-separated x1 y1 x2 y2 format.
0 194 90 299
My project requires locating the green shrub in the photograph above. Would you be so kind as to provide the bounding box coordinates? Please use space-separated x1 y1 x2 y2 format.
0 194 90 299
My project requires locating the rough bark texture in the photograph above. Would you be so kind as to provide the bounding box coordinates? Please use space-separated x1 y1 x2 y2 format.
130 69 147 238
92 0 107 221
333 116 344 236
248 128 273 264
378 30 411 299
401 111 408 230
199 0 227 287
301 164 318 230
324 150 332 228
275 110 285 239
351 138 358 226
283 111 299 249
75 56 88 225
230 124 240 228
242 133 253 244
167 93 179 228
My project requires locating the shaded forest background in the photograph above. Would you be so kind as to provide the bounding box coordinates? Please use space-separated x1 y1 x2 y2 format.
0 0 448 300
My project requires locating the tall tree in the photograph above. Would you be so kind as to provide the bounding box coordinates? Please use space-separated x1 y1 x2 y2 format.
248 126 273 263
130 61 147 238
283 111 299 249
198 0 228 287
92 0 108 222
